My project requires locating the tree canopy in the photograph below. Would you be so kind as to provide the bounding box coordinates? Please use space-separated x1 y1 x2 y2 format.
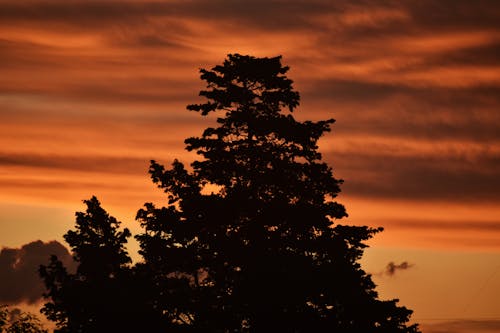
41 54 420 332
137 54 420 332
39 197 167 333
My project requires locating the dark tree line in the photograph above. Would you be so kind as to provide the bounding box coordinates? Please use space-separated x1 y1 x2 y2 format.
40 54 420 333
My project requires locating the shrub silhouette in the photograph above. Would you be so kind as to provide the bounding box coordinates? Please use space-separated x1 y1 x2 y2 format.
41 54 420 332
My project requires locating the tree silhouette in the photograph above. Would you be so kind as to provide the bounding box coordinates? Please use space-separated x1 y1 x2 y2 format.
39 54 420 332
136 54 421 332
39 197 167 333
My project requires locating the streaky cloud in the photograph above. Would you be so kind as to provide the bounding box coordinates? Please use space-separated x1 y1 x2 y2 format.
421 319 500 333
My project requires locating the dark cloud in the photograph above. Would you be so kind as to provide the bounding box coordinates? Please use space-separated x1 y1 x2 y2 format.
0 152 151 175
61 80 199 104
172 0 330 30
0 2 167 26
0 39 57 69
417 41 500 68
0 177 141 194
385 261 413 276
0 240 75 304
370 218 500 232
0 0 488 37
337 0 500 39
330 151 500 202
306 85 500 142
304 79 500 106
302 79 420 103
0 0 498 38
130 35 189 49
0 1 330 30
406 0 500 31
0 56 199 104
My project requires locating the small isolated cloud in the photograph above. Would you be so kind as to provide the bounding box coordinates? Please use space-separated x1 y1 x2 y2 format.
385 261 414 276
0 240 75 304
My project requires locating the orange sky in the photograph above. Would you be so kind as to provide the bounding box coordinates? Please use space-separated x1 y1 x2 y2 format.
0 1 499 331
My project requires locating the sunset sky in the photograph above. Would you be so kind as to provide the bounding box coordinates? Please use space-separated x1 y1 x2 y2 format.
0 1 499 332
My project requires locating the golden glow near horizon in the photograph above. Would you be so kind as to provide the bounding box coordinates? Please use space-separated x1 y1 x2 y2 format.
0 1 499 331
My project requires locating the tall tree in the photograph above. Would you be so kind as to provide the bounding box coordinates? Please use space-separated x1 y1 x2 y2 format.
40 197 167 333
137 54 420 332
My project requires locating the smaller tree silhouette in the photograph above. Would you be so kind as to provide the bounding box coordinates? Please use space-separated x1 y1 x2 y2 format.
39 197 167 333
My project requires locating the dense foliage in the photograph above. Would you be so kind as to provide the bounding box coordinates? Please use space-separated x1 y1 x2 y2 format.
39 197 166 333
41 54 420 332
